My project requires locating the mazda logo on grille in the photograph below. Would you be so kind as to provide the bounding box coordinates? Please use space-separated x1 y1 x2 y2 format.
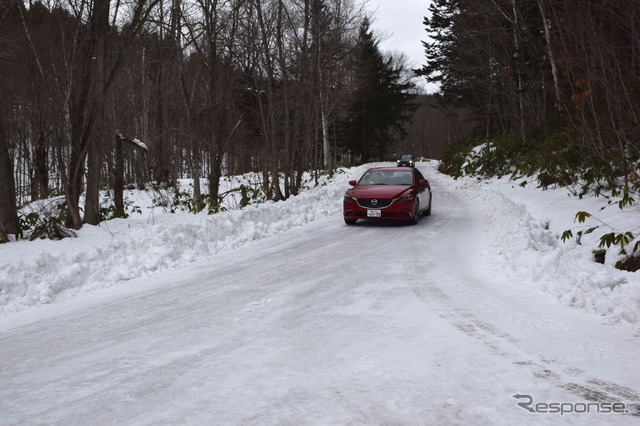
371 199 378 206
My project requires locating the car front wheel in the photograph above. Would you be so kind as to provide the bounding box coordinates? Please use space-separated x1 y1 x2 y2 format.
345 218 357 225
423 194 432 216
411 199 420 225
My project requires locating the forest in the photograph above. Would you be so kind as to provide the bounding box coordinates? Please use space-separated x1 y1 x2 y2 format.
421 0 640 188
0 0 437 241
420 0 640 264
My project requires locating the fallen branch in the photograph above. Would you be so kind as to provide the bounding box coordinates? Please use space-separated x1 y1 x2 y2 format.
115 131 149 151
29 218 77 241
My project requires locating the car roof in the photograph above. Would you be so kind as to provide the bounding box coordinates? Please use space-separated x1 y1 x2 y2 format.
367 166 413 172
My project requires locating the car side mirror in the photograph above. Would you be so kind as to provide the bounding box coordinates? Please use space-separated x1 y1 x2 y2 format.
419 179 428 187
349 180 357 186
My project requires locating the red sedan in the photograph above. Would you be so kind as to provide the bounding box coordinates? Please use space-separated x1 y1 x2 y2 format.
343 166 432 225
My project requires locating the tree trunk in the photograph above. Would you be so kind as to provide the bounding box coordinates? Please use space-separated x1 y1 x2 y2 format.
256 0 283 201
320 92 332 175
0 107 19 241
192 150 202 212
208 151 222 206
511 0 526 144
277 0 292 198
33 129 49 200
114 133 125 217
66 124 87 230
83 0 109 225
537 0 562 109
83 139 102 224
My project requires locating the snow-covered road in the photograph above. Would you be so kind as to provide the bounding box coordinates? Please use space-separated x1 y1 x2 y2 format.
1 164 639 425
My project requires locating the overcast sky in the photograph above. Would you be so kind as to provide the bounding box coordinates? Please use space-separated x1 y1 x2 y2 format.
365 0 437 93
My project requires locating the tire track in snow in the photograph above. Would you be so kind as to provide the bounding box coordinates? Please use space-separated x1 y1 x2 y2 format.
404 163 640 419
409 279 640 418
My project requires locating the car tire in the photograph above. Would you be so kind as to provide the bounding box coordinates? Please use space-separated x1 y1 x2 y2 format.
423 194 432 216
411 199 420 225
344 218 357 225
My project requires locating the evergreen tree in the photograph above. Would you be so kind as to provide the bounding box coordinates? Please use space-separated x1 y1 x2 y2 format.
415 0 496 115
416 0 549 140
339 18 416 162
415 0 461 103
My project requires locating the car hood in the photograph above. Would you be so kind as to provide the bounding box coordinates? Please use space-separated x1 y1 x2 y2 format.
349 185 412 199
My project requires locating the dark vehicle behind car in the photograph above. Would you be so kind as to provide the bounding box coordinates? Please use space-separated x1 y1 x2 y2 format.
397 154 414 167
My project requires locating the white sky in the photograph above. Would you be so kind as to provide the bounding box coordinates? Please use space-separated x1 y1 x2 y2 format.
366 0 437 93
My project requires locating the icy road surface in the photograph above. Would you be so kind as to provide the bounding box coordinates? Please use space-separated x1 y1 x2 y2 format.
1 166 639 425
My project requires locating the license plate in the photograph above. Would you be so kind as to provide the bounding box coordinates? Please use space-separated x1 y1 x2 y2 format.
367 209 381 217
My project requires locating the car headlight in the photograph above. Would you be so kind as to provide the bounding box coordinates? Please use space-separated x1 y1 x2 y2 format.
396 194 414 202
344 194 356 202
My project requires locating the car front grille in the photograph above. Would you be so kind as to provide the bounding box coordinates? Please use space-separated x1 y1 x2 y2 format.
357 198 392 208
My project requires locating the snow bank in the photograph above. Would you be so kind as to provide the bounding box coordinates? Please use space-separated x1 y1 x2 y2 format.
446 174 640 325
0 166 370 315
1 162 638 326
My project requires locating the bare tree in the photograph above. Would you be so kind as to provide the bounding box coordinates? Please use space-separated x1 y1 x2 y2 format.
2 0 403 241
0 105 19 242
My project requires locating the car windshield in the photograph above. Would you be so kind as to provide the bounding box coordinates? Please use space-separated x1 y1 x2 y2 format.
359 170 414 186
401 155 412 160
